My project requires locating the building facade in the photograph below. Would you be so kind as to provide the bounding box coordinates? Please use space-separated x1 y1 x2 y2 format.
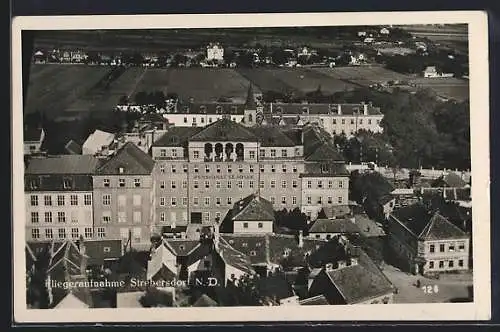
92 142 155 249
206 43 224 61
24 155 100 242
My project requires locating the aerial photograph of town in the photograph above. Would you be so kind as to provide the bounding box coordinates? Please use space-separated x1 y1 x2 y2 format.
21 23 473 309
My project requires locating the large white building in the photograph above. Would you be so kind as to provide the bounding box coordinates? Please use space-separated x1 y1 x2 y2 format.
206 43 224 62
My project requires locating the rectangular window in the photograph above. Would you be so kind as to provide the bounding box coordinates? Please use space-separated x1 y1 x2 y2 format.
216 165 221 173
160 197 166 206
205 165 210 173
439 244 445 252
160 165 165 173
338 180 343 188
259 181 264 188
249 181 254 189
204 212 210 222
193 197 199 206
227 197 232 205
97 227 106 238
243 222 249 228
448 245 455 252
328 196 333 204
171 197 177 206
282 149 287 157
282 164 287 173
44 212 52 223
458 243 465 251
258 222 263 228
292 196 297 205
307 181 312 189
133 211 142 223
119 179 125 187
458 260 464 267
449 260 454 268
368 119 372 125
31 212 39 223
102 194 111 205
171 165 177 173
31 228 40 240
71 211 78 223
270 180 276 188
85 228 93 238
71 228 79 239
182 197 188 206
260 164 265 173
183 164 188 173
270 197 275 204
338 196 343 204
118 211 126 223
429 261 434 269
351 119 354 124
341 119 345 124
307 196 312 204
194 181 199 189
170 181 176 189
172 149 177 158
249 151 255 159
45 229 53 239
430 244 435 253
102 212 111 224
249 164 254 173
238 165 243 173
160 149 167 157
204 197 210 206
134 179 141 187
317 181 323 189
193 151 199 159
271 149 276 157
205 181 210 189
317 196 322 204
293 165 298 173
282 196 286 205
292 180 298 188
227 165 232 173
238 181 243 189
281 180 287 189
271 165 276 173
160 181 166 189
227 181 232 189
103 179 110 187
439 261 444 268
216 197 221 206
30 195 38 206
57 212 66 223
260 150 265 158
58 228 66 239
70 194 78 206
160 212 166 223
57 195 65 206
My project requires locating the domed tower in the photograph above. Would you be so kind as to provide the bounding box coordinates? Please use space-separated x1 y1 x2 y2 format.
243 84 258 126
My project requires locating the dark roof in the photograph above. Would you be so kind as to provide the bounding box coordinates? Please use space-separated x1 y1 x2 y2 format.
308 218 361 234
355 172 395 200
64 140 82 155
263 103 382 116
232 194 275 222
139 112 167 124
97 142 155 175
299 294 329 305
80 239 122 266
325 261 393 304
392 203 468 240
178 102 245 115
354 214 386 237
249 126 297 147
221 234 268 265
25 155 100 174
152 127 202 147
245 84 257 109
48 241 85 277
24 127 43 141
379 194 395 205
302 125 344 162
255 275 295 301
192 294 218 307
189 118 257 142
306 238 351 269
433 173 467 188
218 239 255 275
302 162 349 177
165 240 200 256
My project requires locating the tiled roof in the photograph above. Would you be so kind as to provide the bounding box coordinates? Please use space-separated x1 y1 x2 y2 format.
221 234 268 265
301 162 349 177
232 194 275 222
325 261 393 304
24 127 43 142
218 239 255 275
306 238 351 269
64 140 82 155
80 239 122 266
321 205 352 219
97 142 155 175
152 127 202 147
165 240 200 256
263 103 382 116
249 126 297 147
419 212 468 240
302 125 344 162
25 155 100 174
177 102 246 115
354 214 386 237
255 275 295 301
308 218 361 234
189 118 258 142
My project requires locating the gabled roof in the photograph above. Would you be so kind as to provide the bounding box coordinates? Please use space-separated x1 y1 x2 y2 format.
96 142 155 175
308 218 360 234
354 214 385 237
217 239 255 275
249 126 297 147
232 194 275 222
80 239 123 266
152 127 202 147
301 162 349 177
25 155 100 174
192 294 218 307
47 240 86 277
245 84 257 109
165 240 200 256
419 212 468 240
189 118 258 142
82 129 115 153
255 275 295 301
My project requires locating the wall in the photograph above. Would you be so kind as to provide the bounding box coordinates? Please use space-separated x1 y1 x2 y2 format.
233 220 273 234
420 238 470 274
25 191 94 242
301 176 349 219
358 292 394 304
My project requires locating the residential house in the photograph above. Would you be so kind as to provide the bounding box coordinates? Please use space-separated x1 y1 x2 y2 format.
387 202 470 275
307 218 360 240
380 27 390 35
82 129 116 156
24 155 100 242
423 66 454 78
220 194 275 234
24 126 45 155
206 43 224 62
255 274 299 306
33 50 46 64
92 142 155 249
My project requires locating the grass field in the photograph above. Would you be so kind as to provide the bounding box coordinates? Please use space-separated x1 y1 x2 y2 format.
410 77 469 102
131 68 256 103
313 66 413 84
24 64 111 116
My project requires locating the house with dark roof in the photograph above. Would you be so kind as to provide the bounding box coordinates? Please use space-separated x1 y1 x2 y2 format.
387 202 470 275
220 194 275 234
92 142 155 249
307 218 361 240
255 274 299 306
432 173 468 189
25 155 101 243
24 126 45 155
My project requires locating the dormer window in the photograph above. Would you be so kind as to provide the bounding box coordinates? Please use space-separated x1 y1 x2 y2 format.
275 107 282 114
216 105 223 114
118 167 124 174
63 178 72 189
321 164 329 173
200 105 207 113
183 106 189 113
302 107 309 114
171 136 179 144
29 179 39 190
231 106 238 114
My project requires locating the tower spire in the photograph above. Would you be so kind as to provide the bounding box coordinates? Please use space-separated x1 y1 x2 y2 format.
245 84 257 109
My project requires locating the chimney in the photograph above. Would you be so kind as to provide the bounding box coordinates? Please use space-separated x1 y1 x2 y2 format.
298 230 304 248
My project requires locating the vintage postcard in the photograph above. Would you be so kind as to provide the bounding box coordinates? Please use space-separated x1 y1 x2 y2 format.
12 11 490 323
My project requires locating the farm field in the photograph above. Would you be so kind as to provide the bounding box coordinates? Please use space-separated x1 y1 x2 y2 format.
131 68 256 103
410 77 469 102
24 64 111 116
238 68 357 96
313 66 413 85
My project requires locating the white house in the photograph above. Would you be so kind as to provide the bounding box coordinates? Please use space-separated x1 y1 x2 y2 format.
380 28 390 35
82 129 116 156
24 126 45 155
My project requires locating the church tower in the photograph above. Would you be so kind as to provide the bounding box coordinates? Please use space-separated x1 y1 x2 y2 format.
243 84 258 126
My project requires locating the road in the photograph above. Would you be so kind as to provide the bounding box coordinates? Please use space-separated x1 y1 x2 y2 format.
381 263 473 303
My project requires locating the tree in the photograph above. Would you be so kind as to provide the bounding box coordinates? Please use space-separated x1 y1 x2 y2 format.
118 95 129 105
134 91 149 105
139 287 173 307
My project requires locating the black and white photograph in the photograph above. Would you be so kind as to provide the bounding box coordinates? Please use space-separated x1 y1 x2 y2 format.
12 12 490 322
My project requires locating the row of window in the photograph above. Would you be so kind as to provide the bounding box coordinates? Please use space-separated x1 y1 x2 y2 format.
182 115 229 124
103 178 142 188
30 194 92 207
158 211 221 223
159 164 301 174
428 259 465 269
159 196 301 207
325 118 381 125
429 242 466 253
30 211 83 224
101 211 143 224
305 196 344 205
191 149 301 160
102 194 142 206
241 222 265 229
30 227 100 240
